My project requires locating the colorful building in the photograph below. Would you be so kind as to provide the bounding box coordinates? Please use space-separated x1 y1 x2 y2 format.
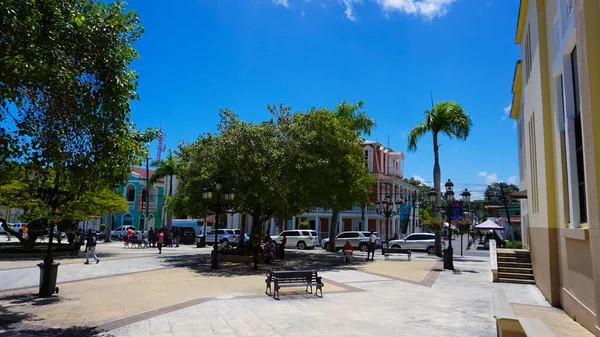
113 167 166 231
510 0 600 334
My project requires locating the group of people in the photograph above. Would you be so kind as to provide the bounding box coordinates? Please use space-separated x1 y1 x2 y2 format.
147 227 180 248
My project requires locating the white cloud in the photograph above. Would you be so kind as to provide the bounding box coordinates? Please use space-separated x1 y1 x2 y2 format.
301 9 306 16
376 0 456 20
274 0 290 7
412 175 431 186
271 0 455 21
507 176 517 185
512 121 517 129
478 171 498 184
342 0 358 21
503 104 511 115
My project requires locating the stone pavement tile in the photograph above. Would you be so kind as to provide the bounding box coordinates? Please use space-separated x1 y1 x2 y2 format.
358 258 439 285
511 303 593 336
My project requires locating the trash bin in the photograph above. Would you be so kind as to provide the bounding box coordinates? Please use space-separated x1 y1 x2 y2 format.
38 262 60 297
196 235 205 248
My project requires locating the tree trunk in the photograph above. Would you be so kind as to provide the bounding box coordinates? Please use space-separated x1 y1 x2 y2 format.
105 214 113 242
239 213 246 249
327 209 340 252
433 133 443 256
166 175 173 232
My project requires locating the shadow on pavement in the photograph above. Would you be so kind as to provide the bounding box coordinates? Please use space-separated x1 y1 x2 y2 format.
159 251 370 277
0 304 111 337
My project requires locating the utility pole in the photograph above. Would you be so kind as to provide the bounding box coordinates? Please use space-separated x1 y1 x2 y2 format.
499 184 516 248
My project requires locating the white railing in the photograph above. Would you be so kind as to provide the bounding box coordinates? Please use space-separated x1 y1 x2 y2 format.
387 166 404 177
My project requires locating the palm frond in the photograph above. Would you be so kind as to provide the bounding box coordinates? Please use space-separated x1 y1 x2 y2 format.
407 121 430 152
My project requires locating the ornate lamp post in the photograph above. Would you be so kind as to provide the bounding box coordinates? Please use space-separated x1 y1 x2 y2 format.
427 179 469 270
459 188 471 257
202 182 235 269
375 194 402 244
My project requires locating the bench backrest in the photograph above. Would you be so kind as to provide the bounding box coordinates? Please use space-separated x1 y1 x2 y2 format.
272 270 317 283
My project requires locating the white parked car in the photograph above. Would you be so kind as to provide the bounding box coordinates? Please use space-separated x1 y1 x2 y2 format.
271 230 319 250
204 229 243 247
320 231 381 251
388 233 447 254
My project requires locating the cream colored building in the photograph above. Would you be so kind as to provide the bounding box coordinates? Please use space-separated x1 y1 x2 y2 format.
510 0 600 334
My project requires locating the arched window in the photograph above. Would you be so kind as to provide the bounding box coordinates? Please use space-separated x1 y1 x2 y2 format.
139 214 145 230
125 185 136 202
122 214 133 228
148 215 155 230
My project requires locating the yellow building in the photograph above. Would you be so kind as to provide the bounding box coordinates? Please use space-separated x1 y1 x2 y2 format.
511 0 600 334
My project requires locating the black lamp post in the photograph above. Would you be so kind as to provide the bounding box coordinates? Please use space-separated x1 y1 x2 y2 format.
27 165 70 297
427 179 469 270
459 188 471 257
375 194 402 245
202 182 235 269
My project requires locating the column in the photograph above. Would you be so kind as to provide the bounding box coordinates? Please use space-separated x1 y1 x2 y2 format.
363 207 369 231
338 213 343 233
292 216 296 229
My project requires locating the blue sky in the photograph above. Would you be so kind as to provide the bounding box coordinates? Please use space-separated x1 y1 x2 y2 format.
127 0 521 199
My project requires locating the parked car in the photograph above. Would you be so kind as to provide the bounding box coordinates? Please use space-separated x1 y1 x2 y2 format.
388 233 448 254
173 226 197 245
204 229 240 247
321 231 381 251
271 230 319 250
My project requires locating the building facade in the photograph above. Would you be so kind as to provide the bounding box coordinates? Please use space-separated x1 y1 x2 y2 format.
511 0 600 334
112 167 166 232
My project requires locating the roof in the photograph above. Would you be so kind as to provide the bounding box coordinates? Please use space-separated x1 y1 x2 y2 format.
131 167 165 182
509 190 528 199
515 0 529 44
510 60 523 119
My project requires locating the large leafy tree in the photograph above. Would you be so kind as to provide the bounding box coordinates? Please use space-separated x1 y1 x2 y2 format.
407 101 472 255
282 107 375 252
150 149 181 231
0 1 156 250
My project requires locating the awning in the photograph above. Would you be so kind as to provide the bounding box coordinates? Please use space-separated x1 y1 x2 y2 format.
474 220 505 230
509 190 528 199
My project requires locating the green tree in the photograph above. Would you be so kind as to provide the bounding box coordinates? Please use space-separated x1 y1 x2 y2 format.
332 100 376 136
283 107 375 252
407 101 473 255
0 0 157 271
150 149 181 231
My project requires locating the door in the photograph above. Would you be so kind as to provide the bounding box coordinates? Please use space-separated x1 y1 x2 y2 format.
401 234 419 248
284 231 300 247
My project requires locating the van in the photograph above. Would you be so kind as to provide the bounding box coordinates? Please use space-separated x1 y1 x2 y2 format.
171 219 211 236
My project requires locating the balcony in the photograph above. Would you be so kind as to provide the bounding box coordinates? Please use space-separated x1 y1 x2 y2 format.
387 166 404 178
139 202 158 212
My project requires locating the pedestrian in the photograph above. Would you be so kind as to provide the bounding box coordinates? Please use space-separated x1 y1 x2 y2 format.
168 230 173 247
343 240 354 263
71 231 82 256
148 228 155 247
278 233 287 259
84 229 99 264
157 230 164 254
366 230 377 261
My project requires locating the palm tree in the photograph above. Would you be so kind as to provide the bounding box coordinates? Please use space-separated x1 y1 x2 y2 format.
407 101 472 256
327 100 376 252
150 149 180 232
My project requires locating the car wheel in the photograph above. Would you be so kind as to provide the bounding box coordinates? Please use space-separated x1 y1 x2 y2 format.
297 241 306 250
391 244 401 248
359 243 368 252
323 242 328 250
427 246 435 254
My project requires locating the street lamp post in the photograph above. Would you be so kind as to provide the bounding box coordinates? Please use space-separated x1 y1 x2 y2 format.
202 182 235 269
459 188 471 257
375 194 402 250
427 179 470 270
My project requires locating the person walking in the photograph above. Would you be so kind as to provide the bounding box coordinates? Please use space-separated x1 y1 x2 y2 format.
148 228 155 247
366 230 377 261
278 233 287 259
70 231 82 256
84 229 99 264
157 230 164 254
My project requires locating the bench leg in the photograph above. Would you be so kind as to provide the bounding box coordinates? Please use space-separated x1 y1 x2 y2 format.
265 281 271 296
305 285 312 294
408 253 411 261
316 285 323 298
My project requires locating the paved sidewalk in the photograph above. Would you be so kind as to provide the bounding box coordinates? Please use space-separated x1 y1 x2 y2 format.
0 249 496 337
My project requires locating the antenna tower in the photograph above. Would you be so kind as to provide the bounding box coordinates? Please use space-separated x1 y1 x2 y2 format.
156 125 166 162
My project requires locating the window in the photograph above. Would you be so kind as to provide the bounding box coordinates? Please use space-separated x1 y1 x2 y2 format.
571 47 587 223
125 185 136 202
284 231 300 236
338 233 351 238
557 74 570 224
524 25 532 83
301 231 312 236
529 114 540 213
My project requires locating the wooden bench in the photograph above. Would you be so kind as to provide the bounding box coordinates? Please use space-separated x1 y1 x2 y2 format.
381 247 411 261
265 270 324 300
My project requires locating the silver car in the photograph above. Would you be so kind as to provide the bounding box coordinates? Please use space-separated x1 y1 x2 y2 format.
389 233 447 254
